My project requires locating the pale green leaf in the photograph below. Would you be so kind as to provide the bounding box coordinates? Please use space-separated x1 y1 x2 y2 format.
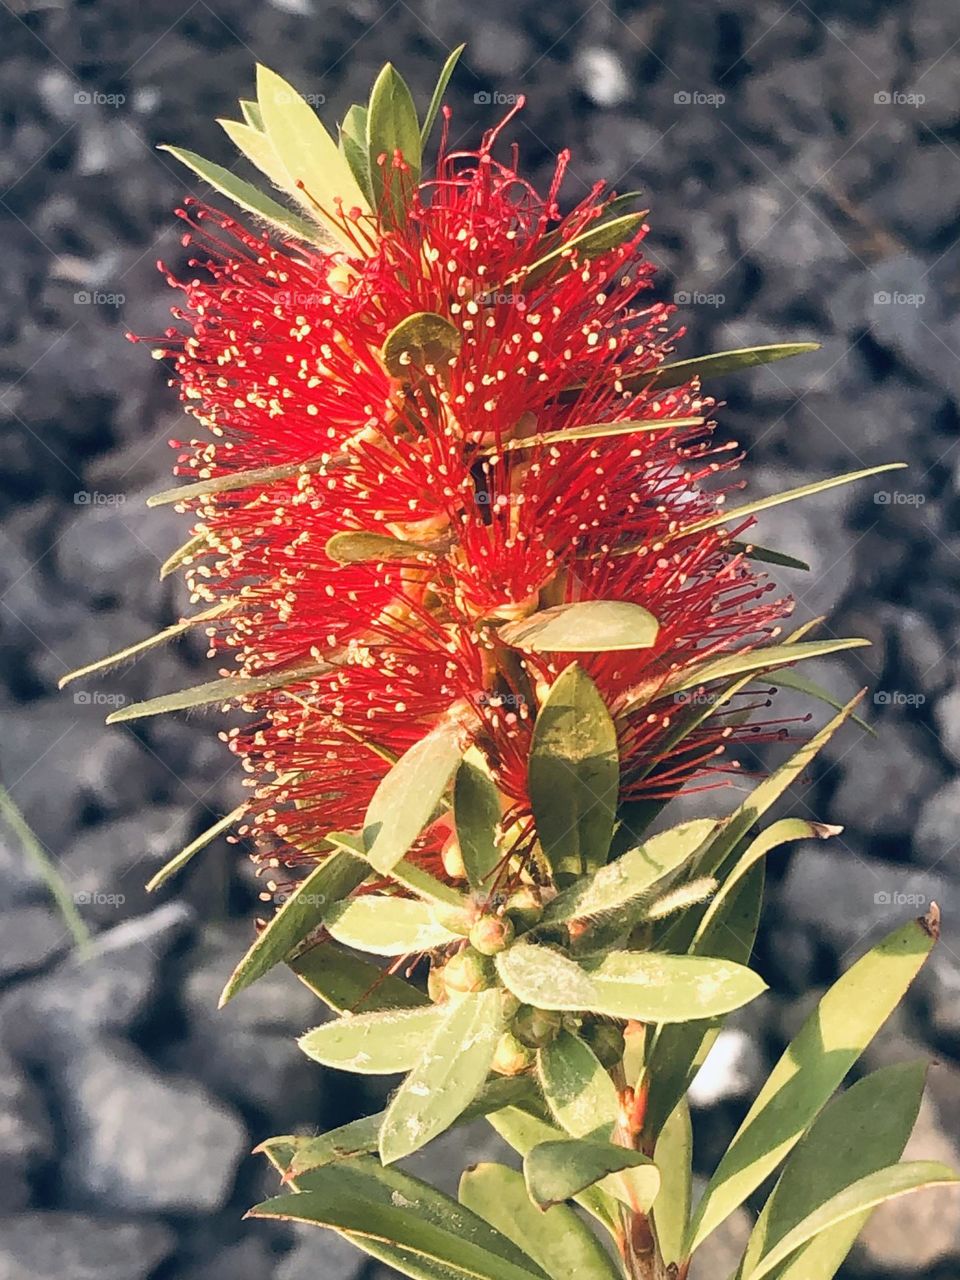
339 103 374 206
500 601 659 653
367 62 421 226
239 98 263 129
326 530 423 564
363 718 466 874
147 456 326 507
454 757 503 893
537 1030 619 1141
105 660 330 723
686 911 940 1254
57 602 227 689
298 1005 445 1073
542 818 718 924
524 1139 660 1212
219 117 291 188
159 530 209 579
158 145 324 243
145 799 247 892
220 851 368 1005
379 988 504 1163
528 663 618 880
515 214 644 289
497 416 704 453
324 894 460 955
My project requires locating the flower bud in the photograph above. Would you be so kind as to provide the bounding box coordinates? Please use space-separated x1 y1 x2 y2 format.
427 964 446 1004
441 946 495 994
581 1019 626 1068
491 1031 535 1077
469 914 515 956
504 886 544 933
511 1004 562 1049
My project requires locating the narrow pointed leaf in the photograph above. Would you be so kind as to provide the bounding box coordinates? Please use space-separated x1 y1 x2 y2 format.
339 103 374 205
106 660 330 723
461 1162 622 1280
542 818 718 924
58 603 226 688
219 117 291 188
500 601 659 654
497 416 704 453
158 145 323 243
559 343 819 401
516 214 643 289
249 1157 550 1280
145 799 247 892
524 1139 659 1211
674 463 907 542
454 757 503 892
420 44 465 145
363 717 466 874
652 1099 693 1266
298 1004 445 1073
239 98 263 129
290 940 429 1014
686 910 940 1254
324 894 460 955
160 530 209 579
750 1162 958 1280
770 668 875 733
739 1061 927 1280
379 988 504 1163
282 1077 539 1180
729 541 810 571
220 850 368 1005
528 663 618 879
537 1030 619 1140
328 830 467 910
147 456 326 507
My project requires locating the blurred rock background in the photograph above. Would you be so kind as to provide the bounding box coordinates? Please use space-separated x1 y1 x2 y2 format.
0 0 959 1276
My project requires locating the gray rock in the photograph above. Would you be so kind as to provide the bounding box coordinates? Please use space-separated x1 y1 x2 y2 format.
0 905 68 981
689 1027 767 1108
0 903 193 1058
892 608 951 697
687 1189 753 1280
184 924 321 1033
0 1047 54 1209
279 1226 365 1280
178 1238 280 1280
869 146 960 244
916 779 960 872
59 1038 247 1214
914 945 960 1046
778 846 954 952
0 1213 174 1280
830 722 944 841
934 686 960 766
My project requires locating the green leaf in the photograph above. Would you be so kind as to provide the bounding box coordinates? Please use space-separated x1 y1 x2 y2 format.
363 718 466 874
249 1156 550 1280
220 851 368 1005
516 214 644 289
379 988 504 1163
58 603 226 689
339 103 374 206
280 1077 539 1181
328 830 467 910
749 1162 958 1280
641 866 765 1141
298 1005 445 1073
500 601 660 654
559 343 819 401
290 940 429 1014
624 639 869 713
739 1061 927 1280
692 695 863 881
381 311 461 377
685 911 940 1254
454 757 503 893
420 44 465 146
367 62 422 227
528 663 618 880
159 530 208 579
652 1099 692 1266
496 416 704 454
537 1030 619 1140
219 117 292 189
729 541 810 571
326 530 423 564
324 894 460 955
769 668 875 734
145 799 247 892
460 1163 622 1280
158 145 323 243
486 1106 620 1235
106 661 330 723
692 818 835 947
524 1139 660 1211
256 64 370 247
496 943 765 1022
542 818 718 924
675 463 907 542
147 456 325 507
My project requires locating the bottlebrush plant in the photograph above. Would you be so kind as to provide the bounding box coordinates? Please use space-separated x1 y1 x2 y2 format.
65 48 956 1280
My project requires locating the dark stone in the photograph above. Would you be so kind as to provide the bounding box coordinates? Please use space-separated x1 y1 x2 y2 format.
0 906 68 981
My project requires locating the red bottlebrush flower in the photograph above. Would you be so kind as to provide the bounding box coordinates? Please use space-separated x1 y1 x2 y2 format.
142 104 793 886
